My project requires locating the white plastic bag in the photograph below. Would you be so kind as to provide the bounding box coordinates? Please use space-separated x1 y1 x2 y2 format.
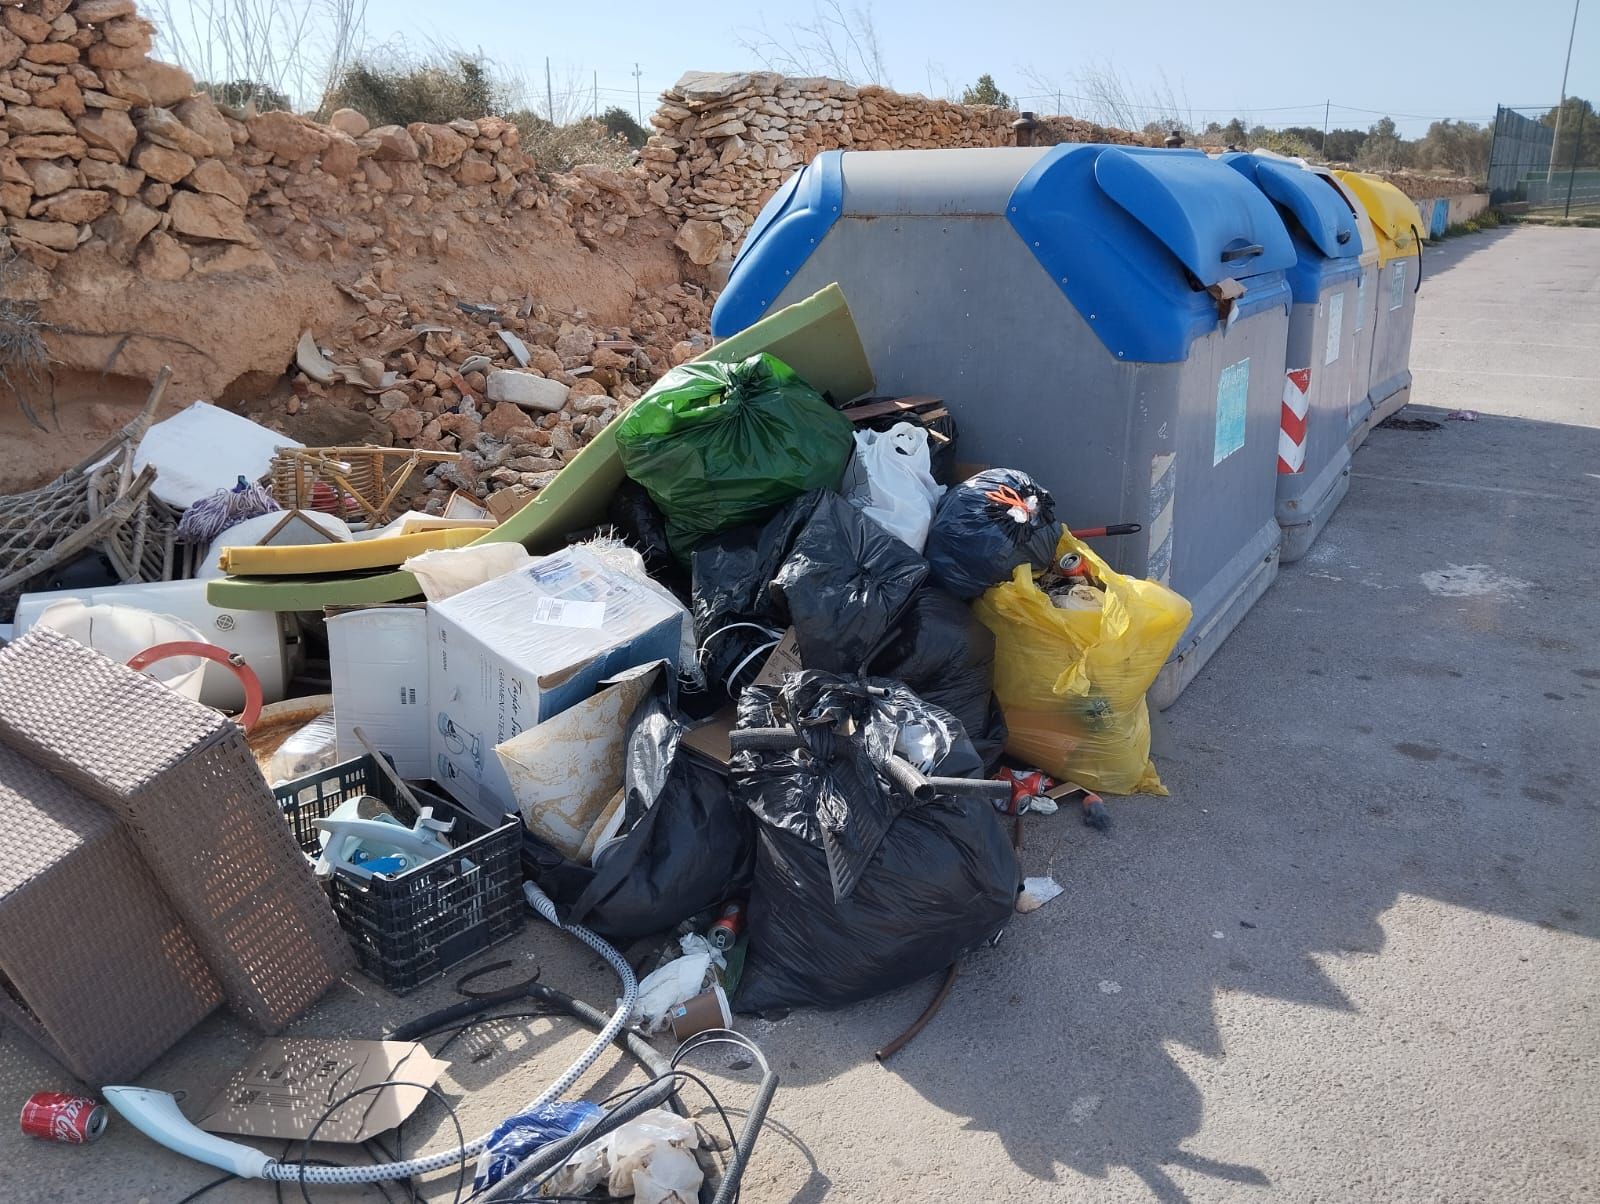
264 709 339 783
628 934 722 1033
546 1108 702 1201
402 542 531 602
841 423 945 551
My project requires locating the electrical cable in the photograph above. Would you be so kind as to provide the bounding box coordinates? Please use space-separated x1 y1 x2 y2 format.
173 1174 234 1204
293 1081 467 1204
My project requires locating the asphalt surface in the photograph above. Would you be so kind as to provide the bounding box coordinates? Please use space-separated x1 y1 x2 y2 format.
3 224 1597 1204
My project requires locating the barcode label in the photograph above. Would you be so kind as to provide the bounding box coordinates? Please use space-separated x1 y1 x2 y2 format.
532 597 606 628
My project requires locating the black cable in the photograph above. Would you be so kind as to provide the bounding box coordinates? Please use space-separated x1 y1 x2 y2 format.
173 1174 234 1204
293 1080 468 1204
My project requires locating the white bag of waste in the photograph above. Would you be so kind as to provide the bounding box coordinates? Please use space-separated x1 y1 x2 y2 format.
840 422 946 551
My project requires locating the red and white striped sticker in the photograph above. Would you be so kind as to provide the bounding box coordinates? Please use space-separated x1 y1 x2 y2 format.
1278 367 1311 474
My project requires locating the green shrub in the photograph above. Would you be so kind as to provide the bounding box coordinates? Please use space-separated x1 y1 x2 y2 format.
327 52 505 126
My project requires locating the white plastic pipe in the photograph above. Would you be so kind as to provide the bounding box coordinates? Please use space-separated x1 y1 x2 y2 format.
103 882 640 1188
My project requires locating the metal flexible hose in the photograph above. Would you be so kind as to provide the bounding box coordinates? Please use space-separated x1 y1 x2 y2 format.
258 881 640 1186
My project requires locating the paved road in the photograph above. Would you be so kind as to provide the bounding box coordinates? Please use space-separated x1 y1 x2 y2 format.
3 224 1596 1204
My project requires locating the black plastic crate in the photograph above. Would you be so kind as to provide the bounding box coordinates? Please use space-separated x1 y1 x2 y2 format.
274 755 524 993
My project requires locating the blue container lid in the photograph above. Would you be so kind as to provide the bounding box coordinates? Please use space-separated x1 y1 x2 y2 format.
712 150 844 337
1008 144 1296 362
1221 153 1363 301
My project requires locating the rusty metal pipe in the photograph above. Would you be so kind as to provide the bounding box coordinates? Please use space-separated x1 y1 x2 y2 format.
876 964 959 1062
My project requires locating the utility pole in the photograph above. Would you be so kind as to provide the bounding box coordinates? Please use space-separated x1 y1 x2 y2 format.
1548 0 1581 180
633 62 644 122
545 55 554 123
1322 99 1330 157
593 69 598 119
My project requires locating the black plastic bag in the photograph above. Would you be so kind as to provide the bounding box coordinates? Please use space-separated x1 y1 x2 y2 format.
868 587 1007 773
689 491 822 698
731 673 1017 1012
606 480 675 576
923 468 1063 600
533 694 754 944
770 492 929 674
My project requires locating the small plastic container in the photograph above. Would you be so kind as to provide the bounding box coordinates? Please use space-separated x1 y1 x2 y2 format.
274 755 523 993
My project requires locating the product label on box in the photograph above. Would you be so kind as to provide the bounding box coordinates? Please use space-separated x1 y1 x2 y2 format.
532 596 607 629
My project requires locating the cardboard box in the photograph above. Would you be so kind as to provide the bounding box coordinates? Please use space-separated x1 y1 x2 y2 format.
196 1038 448 1142
428 546 683 822
327 605 430 779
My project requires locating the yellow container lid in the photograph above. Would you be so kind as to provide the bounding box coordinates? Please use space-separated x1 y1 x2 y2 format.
1333 171 1425 266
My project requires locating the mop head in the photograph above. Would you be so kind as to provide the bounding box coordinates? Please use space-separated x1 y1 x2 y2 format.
176 476 280 544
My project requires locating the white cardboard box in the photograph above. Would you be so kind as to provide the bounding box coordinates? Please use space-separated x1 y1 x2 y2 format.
327 605 430 778
427 546 683 822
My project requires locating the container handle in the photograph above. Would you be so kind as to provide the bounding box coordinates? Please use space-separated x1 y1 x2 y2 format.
1411 224 1423 293
1219 242 1264 263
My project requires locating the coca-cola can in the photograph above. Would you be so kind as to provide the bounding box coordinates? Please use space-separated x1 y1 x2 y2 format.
19 1092 107 1144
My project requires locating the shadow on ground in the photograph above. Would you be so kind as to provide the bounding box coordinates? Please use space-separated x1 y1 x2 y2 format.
733 406 1600 1201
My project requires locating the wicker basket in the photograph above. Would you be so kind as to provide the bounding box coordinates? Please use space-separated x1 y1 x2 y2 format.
0 628 352 1032
268 446 460 525
0 743 222 1081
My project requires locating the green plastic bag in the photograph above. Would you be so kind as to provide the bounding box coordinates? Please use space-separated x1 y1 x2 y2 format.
616 352 855 560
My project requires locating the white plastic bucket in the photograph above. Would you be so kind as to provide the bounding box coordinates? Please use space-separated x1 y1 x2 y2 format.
37 600 208 701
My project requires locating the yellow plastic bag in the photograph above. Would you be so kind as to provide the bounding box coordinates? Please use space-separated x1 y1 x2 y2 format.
973 531 1191 795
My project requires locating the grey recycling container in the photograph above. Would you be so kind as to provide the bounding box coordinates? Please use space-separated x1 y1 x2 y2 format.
1333 171 1426 445
711 144 1298 708
1310 166 1382 446
1222 153 1365 562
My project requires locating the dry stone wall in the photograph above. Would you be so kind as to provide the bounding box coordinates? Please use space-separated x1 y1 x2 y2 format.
642 70 1151 268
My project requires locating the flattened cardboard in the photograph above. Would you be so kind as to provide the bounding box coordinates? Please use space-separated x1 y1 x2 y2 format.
196 1038 449 1143
751 628 801 688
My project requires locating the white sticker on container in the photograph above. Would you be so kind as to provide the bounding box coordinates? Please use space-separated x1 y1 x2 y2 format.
1356 273 1368 332
1214 358 1250 465
1390 260 1407 311
532 597 606 628
1324 291 1344 365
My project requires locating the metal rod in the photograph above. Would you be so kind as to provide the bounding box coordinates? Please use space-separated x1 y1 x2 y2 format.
876 964 958 1062
1565 105 1586 219
353 726 429 817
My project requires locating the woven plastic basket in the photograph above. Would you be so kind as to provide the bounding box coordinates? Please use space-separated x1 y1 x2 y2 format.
0 743 222 1081
0 628 351 1032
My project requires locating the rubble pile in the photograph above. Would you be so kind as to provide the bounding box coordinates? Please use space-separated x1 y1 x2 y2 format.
281 273 712 510
641 71 1150 267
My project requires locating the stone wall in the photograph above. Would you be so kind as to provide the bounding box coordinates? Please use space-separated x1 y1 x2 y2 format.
641 70 1150 268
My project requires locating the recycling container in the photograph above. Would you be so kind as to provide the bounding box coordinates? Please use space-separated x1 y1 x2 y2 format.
712 145 1297 708
1222 153 1364 562
1333 171 1425 444
1309 167 1381 444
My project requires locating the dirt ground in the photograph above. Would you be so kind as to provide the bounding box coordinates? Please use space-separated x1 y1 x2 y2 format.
2 224 1597 1203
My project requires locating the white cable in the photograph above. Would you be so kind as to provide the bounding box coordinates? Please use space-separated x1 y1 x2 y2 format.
258 882 639 1186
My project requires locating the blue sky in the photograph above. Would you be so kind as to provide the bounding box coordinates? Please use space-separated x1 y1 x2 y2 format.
164 0 1594 137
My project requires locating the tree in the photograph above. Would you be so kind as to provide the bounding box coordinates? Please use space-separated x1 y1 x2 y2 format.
201 78 293 112
961 73 1012 109
1221 117 1247 146
1322 127 1366 163
1357 116 1410 170
738 0 888 86
1542 97 1600 169
602 105 648 148
1414 119 1492 181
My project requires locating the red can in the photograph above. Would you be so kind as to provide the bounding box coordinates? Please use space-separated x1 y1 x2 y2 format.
708 901 745 951
20 1092 106 1144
